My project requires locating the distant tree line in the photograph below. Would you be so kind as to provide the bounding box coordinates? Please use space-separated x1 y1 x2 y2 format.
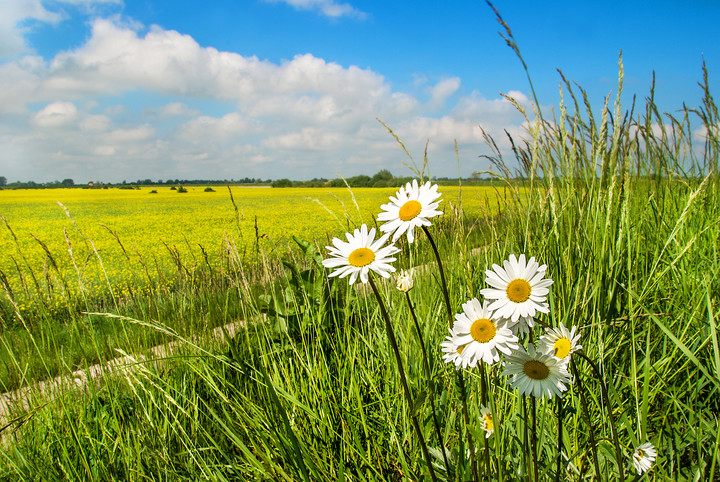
0 172 493 190
0 177 271 189
0 177 75 189
272 169 407 188
270 169 493 188
128 178 271 186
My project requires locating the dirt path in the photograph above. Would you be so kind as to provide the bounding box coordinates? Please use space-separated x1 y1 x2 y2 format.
0 320 244 427
0 242 481 432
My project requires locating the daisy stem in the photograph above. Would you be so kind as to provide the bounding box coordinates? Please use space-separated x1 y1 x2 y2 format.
522 396 531 481
420 224 479 482
531 396 539 482
575 351 625 482
479 363 492 477
405 292 453 478
555 395 563 482
570 358 602 481
458 371 480 482
368 276 438 482
421 225 452 327
526 333 536 482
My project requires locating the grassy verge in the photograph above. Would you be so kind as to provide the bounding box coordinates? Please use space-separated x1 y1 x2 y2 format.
0 56 718 482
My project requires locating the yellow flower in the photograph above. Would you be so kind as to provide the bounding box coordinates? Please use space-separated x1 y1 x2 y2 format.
539 324 582 365
479 406 494 438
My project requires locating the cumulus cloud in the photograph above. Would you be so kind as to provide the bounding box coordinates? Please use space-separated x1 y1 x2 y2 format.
266 0 366 19
0 0 121 58
140 102 201 120
0 0 62 57
176 113 259 141
427 77 461 110
38 20 389 108
0 16 531 182
693 124 719 142
33 101 78 127
262 127 345 150
79 114 111 131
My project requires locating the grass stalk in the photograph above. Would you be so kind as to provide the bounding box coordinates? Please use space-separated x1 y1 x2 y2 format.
420 224 479 482
368 276 438 482
570 358 602 481
576 351 625 481
405 291 453 477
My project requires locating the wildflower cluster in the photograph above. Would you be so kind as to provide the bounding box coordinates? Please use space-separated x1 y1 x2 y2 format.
440 253 580 400
321 179 656 479
322 180 440 281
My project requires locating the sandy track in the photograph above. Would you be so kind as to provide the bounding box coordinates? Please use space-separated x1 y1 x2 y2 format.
0 320 244 427
0 243 474 432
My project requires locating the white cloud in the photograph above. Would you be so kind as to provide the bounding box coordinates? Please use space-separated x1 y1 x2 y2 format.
403 116 483 145
0 16 532 182
101 125 154 143
33 101 78 127
266 0 366 19
177 113 258 141
261 127 344 150
36 20 389 110
141 102 201 119
104 104 131 116
692 124 719 142
57 0 122 6
92 145 116 156
451 91 530 124
0 0 62 57
80 114 111 131
160 102 198 117
0 0 121 59
427 77 461 109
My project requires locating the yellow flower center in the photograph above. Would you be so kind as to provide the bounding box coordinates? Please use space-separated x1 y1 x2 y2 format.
398 200 422 221
637 450 645 458
506 279 531 303
523 360 550 380
348 247 375 267
554 337 572 359
457 344 466 355
470 318 496 343
483 414 494 432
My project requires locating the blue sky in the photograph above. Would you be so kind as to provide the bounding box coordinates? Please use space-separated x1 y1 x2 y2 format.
1 0 718 183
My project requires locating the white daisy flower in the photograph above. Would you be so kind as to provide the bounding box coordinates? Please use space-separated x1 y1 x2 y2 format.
479 406 494 438
395 268 415 292
504 314 535 337
452 298 519 367
377 179 443 243
503 344 571 399
632 442 657 475
322 224 399 284
539 324 582 365
480 254 553 322
440 329 470 369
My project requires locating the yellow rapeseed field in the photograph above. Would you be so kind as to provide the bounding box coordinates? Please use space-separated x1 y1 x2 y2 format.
0 184 507 313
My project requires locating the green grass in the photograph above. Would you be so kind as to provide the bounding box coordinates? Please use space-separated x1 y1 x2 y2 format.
1 51 719 482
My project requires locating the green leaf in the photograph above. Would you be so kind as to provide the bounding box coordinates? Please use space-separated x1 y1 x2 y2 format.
412 389 427 415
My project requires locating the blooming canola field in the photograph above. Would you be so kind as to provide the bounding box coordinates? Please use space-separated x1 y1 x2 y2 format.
0 185 504 311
